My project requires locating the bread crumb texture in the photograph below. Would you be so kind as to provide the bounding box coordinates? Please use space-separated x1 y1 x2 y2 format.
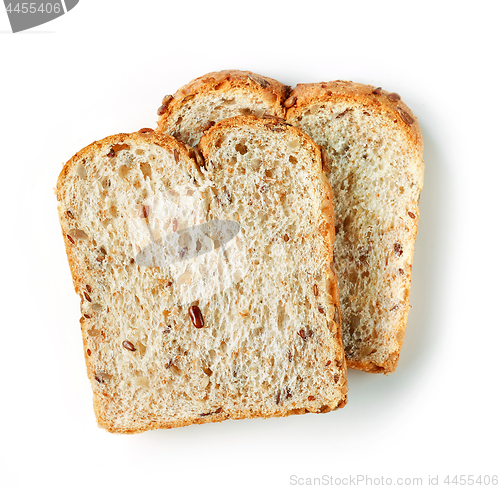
57 123 346 433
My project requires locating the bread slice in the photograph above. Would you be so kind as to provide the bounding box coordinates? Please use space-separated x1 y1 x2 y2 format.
286 81 424 373
157 70 289 147
56 122 347 434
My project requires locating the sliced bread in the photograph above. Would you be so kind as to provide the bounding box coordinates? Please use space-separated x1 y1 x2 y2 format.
286 81 424 373
157 70 289 147
56 121 347 433
156 71 424 373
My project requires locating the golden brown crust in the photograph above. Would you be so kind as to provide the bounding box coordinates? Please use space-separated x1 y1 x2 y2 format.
96 404 340 434
286 81 423 154
56 131 198 201
157 70 290 134
286 81 424 375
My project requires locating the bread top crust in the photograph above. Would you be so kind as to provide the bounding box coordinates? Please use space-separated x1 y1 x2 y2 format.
157 70 289 135
56 130 200 200
287 81 424 158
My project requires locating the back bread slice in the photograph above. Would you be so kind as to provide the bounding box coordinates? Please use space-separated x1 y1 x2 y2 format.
157 70 289 147
286 81 424 373
56 123 347 434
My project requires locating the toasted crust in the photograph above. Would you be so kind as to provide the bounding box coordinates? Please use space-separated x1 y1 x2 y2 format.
157 70 289 138
286 81 424 374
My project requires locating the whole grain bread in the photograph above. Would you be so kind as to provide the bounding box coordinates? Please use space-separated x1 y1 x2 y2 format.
157 71 424 374
286 81 424 373
157 70 289 147
56 122 347 434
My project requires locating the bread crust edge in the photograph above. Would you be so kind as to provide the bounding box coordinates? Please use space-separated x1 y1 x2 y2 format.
157 70 290 135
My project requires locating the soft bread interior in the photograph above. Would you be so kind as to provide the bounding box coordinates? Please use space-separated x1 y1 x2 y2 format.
164 92 282 147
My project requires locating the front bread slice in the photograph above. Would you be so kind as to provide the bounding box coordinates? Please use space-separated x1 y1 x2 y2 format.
287 82 424 373
56 123 347 434
157 70 289 147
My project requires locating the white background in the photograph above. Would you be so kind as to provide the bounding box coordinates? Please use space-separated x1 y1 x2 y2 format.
1 1 498 488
